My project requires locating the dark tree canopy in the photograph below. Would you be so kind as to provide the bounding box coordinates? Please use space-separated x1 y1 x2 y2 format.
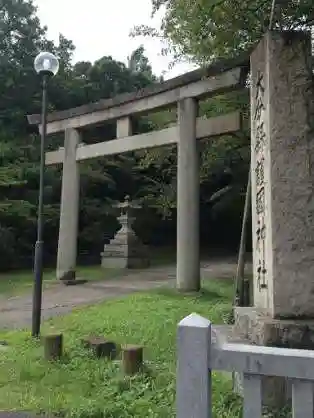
133 0 313 63
1 0 292 270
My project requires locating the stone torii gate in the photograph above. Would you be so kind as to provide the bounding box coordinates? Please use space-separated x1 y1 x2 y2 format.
27 59 248 291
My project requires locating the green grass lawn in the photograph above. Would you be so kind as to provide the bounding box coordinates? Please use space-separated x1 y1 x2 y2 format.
0 279 243 418
0 247 177 297
0 265 124 297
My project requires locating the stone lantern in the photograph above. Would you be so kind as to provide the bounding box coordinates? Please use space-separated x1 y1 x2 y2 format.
100 196 150 269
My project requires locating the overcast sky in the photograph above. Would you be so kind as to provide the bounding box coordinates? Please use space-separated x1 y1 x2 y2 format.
34 0 196 79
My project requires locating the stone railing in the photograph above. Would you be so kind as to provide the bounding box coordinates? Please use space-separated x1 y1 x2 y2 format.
176 313 314 418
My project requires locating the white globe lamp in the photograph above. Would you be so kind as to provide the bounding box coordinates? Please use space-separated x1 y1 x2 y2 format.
34 51 59 77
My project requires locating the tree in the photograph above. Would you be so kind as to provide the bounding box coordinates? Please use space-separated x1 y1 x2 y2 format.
134 1 314 63
135 1 314 296
131 1 260 258
0 0 269 274
0 0 76 134
0 0 161 271
128 45 157 80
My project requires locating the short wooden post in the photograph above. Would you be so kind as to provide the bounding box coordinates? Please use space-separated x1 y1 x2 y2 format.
121 345 143 375
82 336 117 359
43 334 63 361
176 313 212 418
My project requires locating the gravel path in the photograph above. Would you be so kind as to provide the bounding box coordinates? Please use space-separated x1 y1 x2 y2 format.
0 258 252 329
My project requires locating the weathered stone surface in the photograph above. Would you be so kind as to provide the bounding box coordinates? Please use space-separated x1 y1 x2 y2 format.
234 306 314 349
82 336 117 359
61 276 87 286
233 30 314 408
121 345 143 375
56 129 80 282
101 197 150 269
232 322 277 406
233 306 314 406
176 98 200 292
250 31 314 319
59 268 87 285
59 270 76 284
43 334 63 361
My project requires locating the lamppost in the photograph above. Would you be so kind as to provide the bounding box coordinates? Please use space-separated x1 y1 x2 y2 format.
32 51 59 337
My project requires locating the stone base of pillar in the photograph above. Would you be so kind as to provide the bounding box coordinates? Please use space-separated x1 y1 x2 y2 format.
232 306 314 408
100 227 150 270
58 269 76 282
62 278 87 286
58 270 87 285
100 252 150 269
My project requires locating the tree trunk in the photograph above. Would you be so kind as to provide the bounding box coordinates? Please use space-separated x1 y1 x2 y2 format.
235 168 251 306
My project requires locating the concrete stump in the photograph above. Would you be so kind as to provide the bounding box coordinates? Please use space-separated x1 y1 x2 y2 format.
43 334 63 361
82 336 117 359
121 345 143 375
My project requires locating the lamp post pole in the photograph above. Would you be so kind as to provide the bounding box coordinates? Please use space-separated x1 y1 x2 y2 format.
31 52 59 338
31 74 48 337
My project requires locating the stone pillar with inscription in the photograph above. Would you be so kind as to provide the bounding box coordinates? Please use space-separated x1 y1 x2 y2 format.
100 196 150 269
251 51 269 309
233 31 314 407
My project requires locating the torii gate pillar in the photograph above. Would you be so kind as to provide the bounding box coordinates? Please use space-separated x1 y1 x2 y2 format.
56 128 80 282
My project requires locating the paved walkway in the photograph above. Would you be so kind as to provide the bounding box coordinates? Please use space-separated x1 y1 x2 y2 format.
0 258 252 329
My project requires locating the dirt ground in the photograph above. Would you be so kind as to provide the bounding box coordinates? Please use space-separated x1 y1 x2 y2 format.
0 258 252 329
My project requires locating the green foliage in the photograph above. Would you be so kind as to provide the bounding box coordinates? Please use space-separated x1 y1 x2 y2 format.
0 0 162 270
0 0 257 271
133 0 286 227
134 0 314 63
128 45 158 80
